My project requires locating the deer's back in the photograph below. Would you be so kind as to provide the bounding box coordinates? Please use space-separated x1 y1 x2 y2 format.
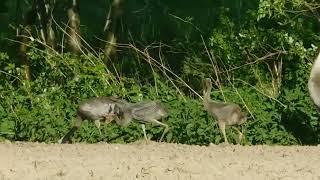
77 97 128 121
205 101 246 125
130 101 168 122
224 106 247 125
204 100 230 118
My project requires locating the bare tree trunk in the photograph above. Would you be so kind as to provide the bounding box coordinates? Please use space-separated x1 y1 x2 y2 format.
103 0 124 65
19 25 32 81
34 0 56 50
44 0 56 50
34 0 47 44
16 2 36 82
66 0 81 54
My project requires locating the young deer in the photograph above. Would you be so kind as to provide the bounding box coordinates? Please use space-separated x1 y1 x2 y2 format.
203 78 247 144
59 97 169 143
58 96 129 144
308 51 320 110
128 101 169 142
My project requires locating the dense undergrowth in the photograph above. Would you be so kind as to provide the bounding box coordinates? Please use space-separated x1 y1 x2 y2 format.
0 46 319 145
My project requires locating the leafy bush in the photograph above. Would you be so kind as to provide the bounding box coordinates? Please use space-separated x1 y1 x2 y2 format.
1 47 318 145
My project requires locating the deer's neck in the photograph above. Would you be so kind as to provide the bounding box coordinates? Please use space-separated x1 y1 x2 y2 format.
203 86 212 105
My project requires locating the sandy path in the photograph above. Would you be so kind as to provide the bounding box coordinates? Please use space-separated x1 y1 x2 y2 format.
0 141 319 180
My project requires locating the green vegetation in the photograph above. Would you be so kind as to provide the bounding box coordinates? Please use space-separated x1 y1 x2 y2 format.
0 0 319 145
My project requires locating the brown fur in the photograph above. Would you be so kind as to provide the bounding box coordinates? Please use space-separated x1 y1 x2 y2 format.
128 101 169 142
58 96 129 144
203 78 247 144
59 97 169 143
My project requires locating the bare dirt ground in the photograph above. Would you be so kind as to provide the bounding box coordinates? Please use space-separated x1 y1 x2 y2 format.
0 141 319 180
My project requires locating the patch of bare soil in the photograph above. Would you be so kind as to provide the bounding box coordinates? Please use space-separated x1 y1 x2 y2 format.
0 141 319 180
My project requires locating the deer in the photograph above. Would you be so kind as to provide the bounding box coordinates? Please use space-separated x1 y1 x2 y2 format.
58 97 169 143
202 78 247 144
58 96 129 144
127 101 169 142
308 50 320 110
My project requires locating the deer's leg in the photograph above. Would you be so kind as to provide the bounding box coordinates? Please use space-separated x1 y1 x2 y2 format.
94 120 102 135
141 124 148 141
58 115 82 144
149 119 169 142
104 114 115 124
232 126 244 144
218 121 228 144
